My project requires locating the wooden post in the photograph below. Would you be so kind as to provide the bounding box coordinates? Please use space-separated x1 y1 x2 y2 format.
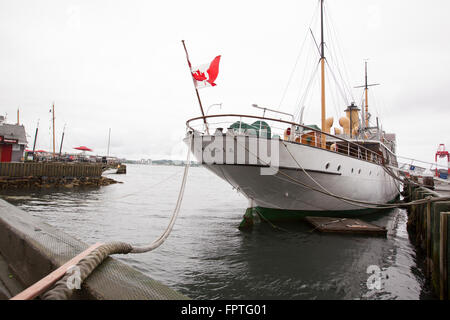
52 103 56 158
427 199 432 276
440 212 449 300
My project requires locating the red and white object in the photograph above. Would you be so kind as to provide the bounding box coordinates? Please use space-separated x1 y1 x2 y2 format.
435 144 450 177
191 56 221 89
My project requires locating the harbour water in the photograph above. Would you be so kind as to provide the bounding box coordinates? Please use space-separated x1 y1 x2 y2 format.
0 164 435 299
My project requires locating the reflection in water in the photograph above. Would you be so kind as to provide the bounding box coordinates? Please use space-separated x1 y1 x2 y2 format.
0 165 434 299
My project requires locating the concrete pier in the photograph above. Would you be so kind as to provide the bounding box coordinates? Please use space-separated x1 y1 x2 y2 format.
0 199 188 300
404 181 450 300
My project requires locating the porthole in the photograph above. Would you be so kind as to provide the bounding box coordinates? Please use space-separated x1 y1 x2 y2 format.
369 171 372 175
337 165 341 171
358 169 361 174
325 162 330 170
351 168 354 173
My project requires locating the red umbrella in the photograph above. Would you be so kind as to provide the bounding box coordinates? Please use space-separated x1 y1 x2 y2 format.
74 146 93 152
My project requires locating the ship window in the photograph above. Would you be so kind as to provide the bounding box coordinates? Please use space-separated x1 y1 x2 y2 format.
369 171 372 175
325 162 330 170
351 168 354 173
337 165 341 171
358 169 361 174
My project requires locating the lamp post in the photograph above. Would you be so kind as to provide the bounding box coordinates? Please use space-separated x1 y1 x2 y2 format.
206 103 222 115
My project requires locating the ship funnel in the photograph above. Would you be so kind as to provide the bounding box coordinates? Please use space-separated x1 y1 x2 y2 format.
344 102 360 137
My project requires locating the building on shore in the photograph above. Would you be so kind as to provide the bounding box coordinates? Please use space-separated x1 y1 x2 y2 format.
0 116 27 162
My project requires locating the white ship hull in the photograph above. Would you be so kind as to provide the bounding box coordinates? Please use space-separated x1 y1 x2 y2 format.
186 134 400 219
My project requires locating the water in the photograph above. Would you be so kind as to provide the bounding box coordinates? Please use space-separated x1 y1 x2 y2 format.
0 164 435 299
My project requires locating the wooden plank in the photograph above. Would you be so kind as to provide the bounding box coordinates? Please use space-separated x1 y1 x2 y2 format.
427 201 432 276
305 216 387 236
10 242 103 300
440 212 449 300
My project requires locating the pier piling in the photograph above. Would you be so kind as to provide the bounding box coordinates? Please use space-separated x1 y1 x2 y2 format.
405 183 450 299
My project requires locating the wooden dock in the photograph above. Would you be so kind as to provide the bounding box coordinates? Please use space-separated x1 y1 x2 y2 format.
0 162 120 189
0 162 103 178
405 181 450 300
305 216 387 236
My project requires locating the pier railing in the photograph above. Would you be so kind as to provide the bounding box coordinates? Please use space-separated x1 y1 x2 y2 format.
0 162 103 178
186 114 394 167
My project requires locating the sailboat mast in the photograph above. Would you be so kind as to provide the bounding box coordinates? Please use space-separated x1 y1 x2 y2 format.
52 103 56 158
320 0 326 148
59 123 66 157
107 128 111 156
364 61 369 127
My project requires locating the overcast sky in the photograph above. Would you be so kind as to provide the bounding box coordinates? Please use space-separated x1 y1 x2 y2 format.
0 0 449 166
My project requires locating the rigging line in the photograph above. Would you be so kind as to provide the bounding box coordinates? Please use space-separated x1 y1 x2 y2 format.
324 2 356 102
280 142 390 209
234 138 384 208
309 28 322 57
277 0 321 110
324 41 353 103
322 17 350 99
110 169 184 201
297 63 320 124
233 137 441 209
295 28 320 108
293 37 316 119
322 12 347 96
253 207 290 232
325 59 349 105
325 63 342 121
295 63 320 124
322 17 353 104
295 60 321 121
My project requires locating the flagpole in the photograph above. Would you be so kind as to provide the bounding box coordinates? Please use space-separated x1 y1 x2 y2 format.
52 102 56 159
59 123 66 158
181 40 210 135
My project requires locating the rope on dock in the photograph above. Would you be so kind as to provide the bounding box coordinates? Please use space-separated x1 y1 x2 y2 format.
40 135 193 300
41 242 133 300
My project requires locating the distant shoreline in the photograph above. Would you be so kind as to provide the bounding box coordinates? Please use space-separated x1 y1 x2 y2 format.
122 159 200 167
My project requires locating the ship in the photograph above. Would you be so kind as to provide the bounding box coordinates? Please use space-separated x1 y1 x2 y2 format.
183 0 400 223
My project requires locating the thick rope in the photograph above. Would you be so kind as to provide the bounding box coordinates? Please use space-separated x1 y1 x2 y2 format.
41 134 193 300
41 242 133 300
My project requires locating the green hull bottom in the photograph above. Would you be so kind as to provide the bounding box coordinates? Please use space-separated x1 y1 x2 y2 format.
239 195 400 228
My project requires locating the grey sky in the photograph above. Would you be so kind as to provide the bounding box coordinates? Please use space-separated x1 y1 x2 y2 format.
0 0 449 166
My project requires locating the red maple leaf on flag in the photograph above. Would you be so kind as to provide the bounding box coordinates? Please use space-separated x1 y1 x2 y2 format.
192 70 207 81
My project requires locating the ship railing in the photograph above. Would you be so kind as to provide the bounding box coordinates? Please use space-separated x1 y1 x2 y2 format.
186 114 386 166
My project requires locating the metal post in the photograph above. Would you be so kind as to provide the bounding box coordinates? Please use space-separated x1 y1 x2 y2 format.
440 212 449 300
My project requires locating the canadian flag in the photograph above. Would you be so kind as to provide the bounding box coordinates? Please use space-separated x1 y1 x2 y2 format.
191 55 221 89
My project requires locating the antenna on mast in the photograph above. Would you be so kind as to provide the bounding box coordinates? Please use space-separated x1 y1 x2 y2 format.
354 61 379 129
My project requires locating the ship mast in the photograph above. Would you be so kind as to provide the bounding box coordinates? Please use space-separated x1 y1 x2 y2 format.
320 0 327 148
355 61 379 130
320 0 326 149
364 61 368 127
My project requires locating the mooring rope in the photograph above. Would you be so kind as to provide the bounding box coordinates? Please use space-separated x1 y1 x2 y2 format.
235 138 450 209
41 135 193 300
